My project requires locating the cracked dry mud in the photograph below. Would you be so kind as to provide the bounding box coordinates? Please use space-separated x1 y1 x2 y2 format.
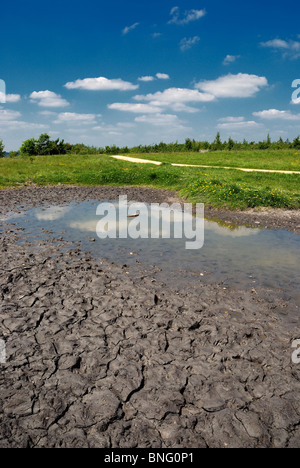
0 187 300 448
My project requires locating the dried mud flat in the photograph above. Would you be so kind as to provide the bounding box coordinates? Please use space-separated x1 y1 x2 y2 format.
0 186 300 448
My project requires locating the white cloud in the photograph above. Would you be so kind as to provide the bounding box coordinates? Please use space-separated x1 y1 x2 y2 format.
122 22 140 35
180 36 200 52
218 116 245 123
134 113 183 126
223 55 240 65
134 87 215 114
0 106 46 131
116 122 136 128
64 76 139 91
217 121 262 130
92 122 135 133
53 112 99 124
7 121 46 130
253 109 300 120
138 73 170 82
261 39 290 49
39 110 57 116
138 76 155 82
0 108 21 121
30 90 69 108
195 73 268 98
5 94 21 103
168 6 206 25
108 103 161 114
261 38 300 59
156 73 170 80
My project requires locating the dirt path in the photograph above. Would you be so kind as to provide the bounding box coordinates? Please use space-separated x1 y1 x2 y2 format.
111 155 300 175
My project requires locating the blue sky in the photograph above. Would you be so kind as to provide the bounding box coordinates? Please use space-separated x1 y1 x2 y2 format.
0 0 300 150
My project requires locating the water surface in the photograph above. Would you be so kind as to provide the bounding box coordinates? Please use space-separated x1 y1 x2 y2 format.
3 199 300 311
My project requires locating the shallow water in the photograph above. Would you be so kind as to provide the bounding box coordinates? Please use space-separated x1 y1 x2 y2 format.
3 199 300 308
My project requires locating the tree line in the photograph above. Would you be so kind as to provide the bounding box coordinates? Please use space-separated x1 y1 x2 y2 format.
1 132 300 158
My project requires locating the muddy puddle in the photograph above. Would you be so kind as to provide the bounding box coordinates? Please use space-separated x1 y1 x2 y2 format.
2 199 300 311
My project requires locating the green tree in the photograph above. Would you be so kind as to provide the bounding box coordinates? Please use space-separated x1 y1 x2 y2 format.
0 139 5 158
20 134 68 156
20 138 38 156
293 136 300 149
36 133 52 155
227 137 235 151
185 138 193 151
212 132 223 151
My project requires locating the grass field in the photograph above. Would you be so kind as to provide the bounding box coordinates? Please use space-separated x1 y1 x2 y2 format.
1 150 300 210
117 149 300 171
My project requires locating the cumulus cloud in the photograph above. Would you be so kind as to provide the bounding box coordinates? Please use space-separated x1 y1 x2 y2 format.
3 121 46 130
0 108 46 130
223 55 240 65
217 120 263 130
108 103 161 114
39 110 57 116
179 36 200 52
64 76 139 91
156 73 170 80
134 113 183 126
195 73 268 98
5 94 21 103
30 90 69 108
138 76 155 82
218 116 246 123
122 22 140 35
260 38 300 59
53 112 100 124
133 87 215 113
261 39 290 49
138 74 170 82
92 122 135 135
253 109 300 120
168 6 206 25
0 108 21 121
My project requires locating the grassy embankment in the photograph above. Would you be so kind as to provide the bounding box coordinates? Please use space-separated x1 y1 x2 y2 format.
0 150 300 210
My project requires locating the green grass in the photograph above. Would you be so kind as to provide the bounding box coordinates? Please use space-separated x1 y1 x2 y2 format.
125 149 300 171
1 152 300 210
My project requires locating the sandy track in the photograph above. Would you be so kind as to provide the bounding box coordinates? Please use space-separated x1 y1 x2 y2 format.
111 155 300 175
